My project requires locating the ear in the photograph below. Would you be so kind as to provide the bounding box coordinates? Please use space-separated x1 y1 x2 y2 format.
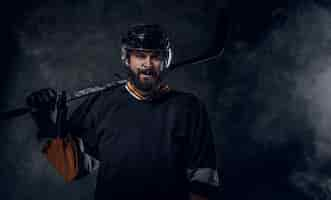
125 59 129 66
121 46 130 67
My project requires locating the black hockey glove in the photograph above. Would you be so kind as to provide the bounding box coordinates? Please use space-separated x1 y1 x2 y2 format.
26 88 58 138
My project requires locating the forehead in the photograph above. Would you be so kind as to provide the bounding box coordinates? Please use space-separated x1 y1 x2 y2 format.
129 49 162 56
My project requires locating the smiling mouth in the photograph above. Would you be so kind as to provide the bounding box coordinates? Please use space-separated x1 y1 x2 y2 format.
140 74 154 79
139 69 155 78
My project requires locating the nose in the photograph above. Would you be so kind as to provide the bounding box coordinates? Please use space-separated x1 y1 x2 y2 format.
143 56 152 68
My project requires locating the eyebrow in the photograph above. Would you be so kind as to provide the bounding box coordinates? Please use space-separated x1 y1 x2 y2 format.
132 51 161 57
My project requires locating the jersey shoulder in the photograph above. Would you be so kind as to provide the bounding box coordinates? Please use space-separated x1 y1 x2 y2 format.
89 83 129 112
165 89 205 109
70 83 127 120
97 83 128 101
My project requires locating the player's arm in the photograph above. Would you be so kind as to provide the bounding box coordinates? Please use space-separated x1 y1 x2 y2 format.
185 97 220 199
26 88 99 182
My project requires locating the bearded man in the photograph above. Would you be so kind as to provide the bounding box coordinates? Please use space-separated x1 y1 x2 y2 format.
26 24 220 200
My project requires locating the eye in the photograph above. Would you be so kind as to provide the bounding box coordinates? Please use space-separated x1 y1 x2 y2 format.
151 53 161 61
134 52 146 59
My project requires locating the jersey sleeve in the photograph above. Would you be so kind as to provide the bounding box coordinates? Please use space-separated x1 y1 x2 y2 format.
66 94 102 177
68 93 101 159
186 97 220 198
41 94 102 182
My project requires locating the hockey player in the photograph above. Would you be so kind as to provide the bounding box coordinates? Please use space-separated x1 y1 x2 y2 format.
26 24 219 200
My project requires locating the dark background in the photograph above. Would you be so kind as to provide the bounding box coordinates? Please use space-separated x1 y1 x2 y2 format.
1 0 331 199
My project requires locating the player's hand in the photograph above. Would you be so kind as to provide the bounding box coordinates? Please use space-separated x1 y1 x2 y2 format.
26 88 58 137
26 88 57 112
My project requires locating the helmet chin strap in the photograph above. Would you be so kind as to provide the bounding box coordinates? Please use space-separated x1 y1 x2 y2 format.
165 47 172 69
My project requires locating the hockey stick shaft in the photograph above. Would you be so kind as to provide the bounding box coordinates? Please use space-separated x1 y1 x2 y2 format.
0 46 224 121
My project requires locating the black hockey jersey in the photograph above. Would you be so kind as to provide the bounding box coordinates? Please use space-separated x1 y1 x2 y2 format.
68 83 219 200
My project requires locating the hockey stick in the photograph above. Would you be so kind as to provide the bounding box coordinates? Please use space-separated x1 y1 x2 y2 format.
0 47 224 121
1 10 230 121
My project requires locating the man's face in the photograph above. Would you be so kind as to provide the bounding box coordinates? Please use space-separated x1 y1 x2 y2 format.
127 49 163 91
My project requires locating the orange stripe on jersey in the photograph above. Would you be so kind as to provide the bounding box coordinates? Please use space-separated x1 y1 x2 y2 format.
126 81 170 101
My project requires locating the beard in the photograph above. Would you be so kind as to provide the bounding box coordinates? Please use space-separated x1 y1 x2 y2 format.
127 67 162 92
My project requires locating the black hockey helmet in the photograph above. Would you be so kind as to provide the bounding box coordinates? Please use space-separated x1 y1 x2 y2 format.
121 24 172 70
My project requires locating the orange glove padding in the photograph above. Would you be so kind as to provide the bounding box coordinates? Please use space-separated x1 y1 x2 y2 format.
42 135 80 182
